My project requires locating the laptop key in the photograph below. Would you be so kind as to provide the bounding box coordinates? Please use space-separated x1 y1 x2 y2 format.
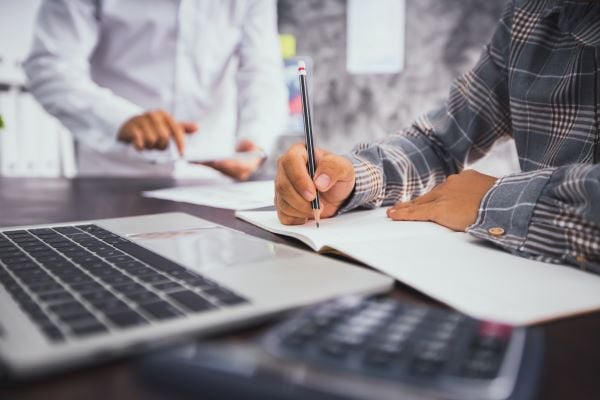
167 290 217 312
40 324 65 342
48 241 76 249
100 274 135 286
125 266 157 277
3 256 31 264
59 274 94 285
5 262 38 271
126 291 161 304
58 311 97 324
106 255 134 264
29 228 55 236
112 282 147 295
81 290 117 304
4 230 28 236
140 301 182 320
94 249 125 258
70 322 108 337
137 274 170 284
70 281 104 293
28 282 65 294
38 291 74 303
105 310 148 328
53 226 81 235
91 298 131 313
71 255 103 265
152 281 182 292
49 302 88 316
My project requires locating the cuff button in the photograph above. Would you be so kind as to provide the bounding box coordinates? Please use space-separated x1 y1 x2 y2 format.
488 227 505 237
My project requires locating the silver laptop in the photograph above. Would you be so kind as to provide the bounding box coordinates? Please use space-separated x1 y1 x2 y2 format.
0 212 392 378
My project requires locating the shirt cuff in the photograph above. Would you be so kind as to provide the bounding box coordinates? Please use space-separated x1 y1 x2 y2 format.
338 153 385 214
466 168 556 250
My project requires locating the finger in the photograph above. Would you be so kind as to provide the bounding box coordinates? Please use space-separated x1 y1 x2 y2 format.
236 139 257 152
162 113 186 155
388 202 437 222
179 122 199 134
387 190 440 217
138 116 159 149
279 143 315 202
209 160 251 180
147 112 169 150
131 127 145 150
313 153 354 192
276 206 308 226
276 192 313 218
275 162 316 214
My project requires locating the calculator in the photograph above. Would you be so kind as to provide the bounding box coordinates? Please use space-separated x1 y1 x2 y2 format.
139 296 544 400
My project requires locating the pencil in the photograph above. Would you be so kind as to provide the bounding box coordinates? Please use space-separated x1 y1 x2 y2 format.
298 60 321 228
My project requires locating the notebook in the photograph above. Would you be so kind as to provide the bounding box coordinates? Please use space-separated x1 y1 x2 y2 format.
236 208 600 325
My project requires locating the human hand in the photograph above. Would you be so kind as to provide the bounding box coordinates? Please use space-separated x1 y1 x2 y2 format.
202 140 265 181
387 169 497 231
117 110 198 155
275 143 355 225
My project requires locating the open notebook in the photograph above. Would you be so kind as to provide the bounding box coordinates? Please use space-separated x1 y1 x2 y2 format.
236 208 600 325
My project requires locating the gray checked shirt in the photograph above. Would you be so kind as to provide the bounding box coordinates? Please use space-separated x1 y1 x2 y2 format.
341 0 600 272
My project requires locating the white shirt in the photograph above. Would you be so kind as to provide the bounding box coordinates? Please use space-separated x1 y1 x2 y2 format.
24 0 288 176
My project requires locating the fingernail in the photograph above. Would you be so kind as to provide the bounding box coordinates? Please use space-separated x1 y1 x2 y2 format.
315 174 331 190
303 190 315 201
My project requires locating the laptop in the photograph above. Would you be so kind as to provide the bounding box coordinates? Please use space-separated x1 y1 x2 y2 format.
0 212 393 378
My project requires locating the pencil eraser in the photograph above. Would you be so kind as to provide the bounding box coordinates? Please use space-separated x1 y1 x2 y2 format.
298 60 306 71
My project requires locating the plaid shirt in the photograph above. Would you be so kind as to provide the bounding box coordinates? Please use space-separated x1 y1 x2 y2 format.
341 0 600 272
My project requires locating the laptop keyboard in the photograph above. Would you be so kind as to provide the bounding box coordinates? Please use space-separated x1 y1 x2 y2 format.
0 224 249 342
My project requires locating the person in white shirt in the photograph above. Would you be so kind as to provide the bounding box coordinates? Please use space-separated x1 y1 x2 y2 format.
24 0 288 179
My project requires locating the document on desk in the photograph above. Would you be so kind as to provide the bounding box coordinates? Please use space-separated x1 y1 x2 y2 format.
236 208 600 325
143 180 274 210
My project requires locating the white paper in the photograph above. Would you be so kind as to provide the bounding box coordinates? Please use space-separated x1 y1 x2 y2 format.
236 208 451 251
347 0 405 74
235 208 600 325
143 180 275 210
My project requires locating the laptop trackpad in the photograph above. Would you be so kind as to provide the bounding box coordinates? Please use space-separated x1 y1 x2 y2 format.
128 227 298 273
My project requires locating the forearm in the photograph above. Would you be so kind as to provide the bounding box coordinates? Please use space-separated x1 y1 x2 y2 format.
468 164 600 271
340 121 458 212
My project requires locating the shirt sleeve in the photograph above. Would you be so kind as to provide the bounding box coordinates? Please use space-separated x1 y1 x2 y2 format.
339 1 514 213
468 164 600 271
23 0 144 156
235 0 289 156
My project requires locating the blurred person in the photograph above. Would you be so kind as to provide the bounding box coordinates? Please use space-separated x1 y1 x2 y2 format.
24 0 288 179
275 0 600 270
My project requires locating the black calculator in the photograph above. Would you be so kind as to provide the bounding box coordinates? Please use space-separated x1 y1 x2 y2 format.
139 296 544 400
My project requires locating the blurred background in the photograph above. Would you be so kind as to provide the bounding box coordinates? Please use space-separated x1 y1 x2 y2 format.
0 0 519 178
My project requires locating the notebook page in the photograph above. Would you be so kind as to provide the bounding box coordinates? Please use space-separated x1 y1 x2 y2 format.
236 208 600 325
335 234 600 325
235 208 452 252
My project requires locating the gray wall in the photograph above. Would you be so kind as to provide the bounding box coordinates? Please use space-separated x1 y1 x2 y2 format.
277 0 520 176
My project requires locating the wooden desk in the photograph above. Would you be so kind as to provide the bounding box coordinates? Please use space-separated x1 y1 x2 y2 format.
0 177 599 400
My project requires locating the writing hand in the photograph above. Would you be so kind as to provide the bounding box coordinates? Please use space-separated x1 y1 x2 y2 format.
275 143 355 225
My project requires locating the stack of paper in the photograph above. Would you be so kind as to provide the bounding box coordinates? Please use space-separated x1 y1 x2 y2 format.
143 180 275 210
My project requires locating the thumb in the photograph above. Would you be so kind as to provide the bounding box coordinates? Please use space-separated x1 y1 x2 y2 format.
313 154 354 192
236 139 257 152
179 122 198 134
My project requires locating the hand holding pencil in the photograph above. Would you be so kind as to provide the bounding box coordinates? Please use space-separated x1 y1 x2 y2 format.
274 61 356 226
274 143 355 226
